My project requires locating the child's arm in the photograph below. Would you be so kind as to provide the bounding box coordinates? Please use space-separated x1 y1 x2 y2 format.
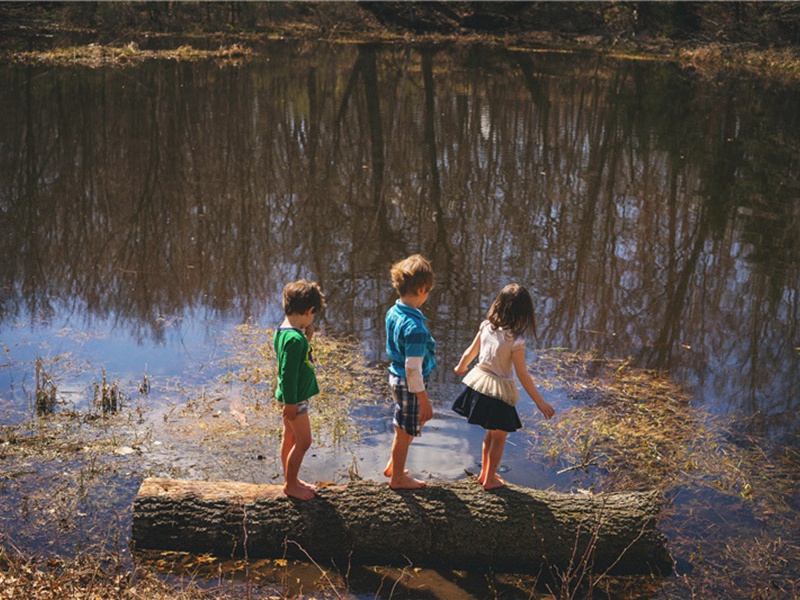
512 349 555 419
277 337 304 420
454 331 481 375
405 356 433 423
415 390 433 423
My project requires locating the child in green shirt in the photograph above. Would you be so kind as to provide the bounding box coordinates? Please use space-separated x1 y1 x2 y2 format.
274 279 326 500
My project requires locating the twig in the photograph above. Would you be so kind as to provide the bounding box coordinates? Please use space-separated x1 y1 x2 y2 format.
285 539 345 599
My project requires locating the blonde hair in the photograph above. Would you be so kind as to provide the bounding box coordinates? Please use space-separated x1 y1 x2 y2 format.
390 254 434 297
282 279 326 315
486 283 536 338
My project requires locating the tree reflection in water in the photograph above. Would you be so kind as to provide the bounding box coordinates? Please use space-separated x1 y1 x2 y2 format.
0 41 798 439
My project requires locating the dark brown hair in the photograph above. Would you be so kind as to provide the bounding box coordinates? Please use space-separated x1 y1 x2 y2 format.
390 254 434 297
486 283 536 338
282 279 326 316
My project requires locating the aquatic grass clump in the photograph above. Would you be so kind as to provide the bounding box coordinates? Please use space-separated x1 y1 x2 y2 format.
34 358 57 416
94 369 122 414
527 349 799 503
223 324 384 447
529 349 702 491
148 325 384 483
526 348 800 598
31 354 95 416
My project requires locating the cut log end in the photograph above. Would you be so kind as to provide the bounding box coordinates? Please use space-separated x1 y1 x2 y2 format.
133 477 672 575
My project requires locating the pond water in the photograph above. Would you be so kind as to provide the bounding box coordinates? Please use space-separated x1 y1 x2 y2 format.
1 40 799 596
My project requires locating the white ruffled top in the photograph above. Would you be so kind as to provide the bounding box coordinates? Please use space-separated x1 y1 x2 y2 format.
462 320 525 406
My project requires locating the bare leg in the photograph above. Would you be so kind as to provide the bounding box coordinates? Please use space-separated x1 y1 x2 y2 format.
483 430 507 490
281 422 295 477
388 427 425 489
283 413 315 500
478 430 492 484
281 416 316 490
383 461 409 478
292 415 317 491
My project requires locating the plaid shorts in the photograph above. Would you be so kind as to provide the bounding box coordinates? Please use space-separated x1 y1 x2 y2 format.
390 374 422 437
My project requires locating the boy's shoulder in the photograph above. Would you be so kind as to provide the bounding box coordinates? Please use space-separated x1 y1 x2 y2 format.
274 327 307 346
387 304 430 338
387 301 424 322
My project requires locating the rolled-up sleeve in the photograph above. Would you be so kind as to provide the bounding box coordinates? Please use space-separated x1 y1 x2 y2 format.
405 356 425 393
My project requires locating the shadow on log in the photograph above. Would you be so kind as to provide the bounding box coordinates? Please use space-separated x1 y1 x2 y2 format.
132 477 672 575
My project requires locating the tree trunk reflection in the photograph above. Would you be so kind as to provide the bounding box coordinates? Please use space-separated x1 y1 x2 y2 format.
0 42 797 424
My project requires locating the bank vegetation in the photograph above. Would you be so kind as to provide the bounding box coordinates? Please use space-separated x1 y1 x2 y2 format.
2 2 800 81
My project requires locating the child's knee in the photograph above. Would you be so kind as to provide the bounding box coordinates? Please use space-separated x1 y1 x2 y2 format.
300 432 314 449
293 428 312 452
393 428 416 449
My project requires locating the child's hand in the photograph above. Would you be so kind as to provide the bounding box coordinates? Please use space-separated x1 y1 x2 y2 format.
417 392 433 424
454 365 468 376
283 404 299 421
304 324 315 341
536 399 555 420
419 400 433 423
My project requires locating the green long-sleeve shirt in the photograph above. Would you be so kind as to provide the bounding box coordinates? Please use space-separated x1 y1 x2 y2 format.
274 327 319 405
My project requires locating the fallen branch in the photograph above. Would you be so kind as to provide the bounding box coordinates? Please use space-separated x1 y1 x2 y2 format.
132 477 671 575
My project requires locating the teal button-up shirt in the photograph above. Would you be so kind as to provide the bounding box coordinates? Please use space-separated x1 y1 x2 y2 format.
385 300 436 379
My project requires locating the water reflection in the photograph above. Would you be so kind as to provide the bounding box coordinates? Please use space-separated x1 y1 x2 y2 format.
0 42 798 440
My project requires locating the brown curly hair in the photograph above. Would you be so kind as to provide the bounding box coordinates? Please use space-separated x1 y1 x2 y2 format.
390 254 434 297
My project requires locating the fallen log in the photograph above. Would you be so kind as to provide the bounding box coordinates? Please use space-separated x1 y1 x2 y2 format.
132 477 671 575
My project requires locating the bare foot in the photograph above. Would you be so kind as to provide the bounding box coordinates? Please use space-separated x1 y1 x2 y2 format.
478 472 504 485
483 476 506 490
298 479 317 491
284 482 315 500
383 465 409 478
389 474 426 489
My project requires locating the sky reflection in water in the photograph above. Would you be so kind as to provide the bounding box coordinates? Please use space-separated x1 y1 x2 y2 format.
0 41 798 472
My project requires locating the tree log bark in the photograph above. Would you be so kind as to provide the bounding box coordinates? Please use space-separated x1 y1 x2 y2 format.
132 477 671 575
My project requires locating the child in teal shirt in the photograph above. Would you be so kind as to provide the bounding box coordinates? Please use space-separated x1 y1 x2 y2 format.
383 255 436 489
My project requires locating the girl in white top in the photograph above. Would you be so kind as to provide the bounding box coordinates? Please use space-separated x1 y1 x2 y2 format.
453 283 555 490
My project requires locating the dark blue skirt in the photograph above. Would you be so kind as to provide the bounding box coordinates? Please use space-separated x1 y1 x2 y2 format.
452 386 522 432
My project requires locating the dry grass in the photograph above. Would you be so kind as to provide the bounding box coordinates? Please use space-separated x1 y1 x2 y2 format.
0 545 280 600
5 30 800 86
676 43 800 83
530 349 722 492
527 348 800 598
4 42 253 67
157 325 383 463
224 324 382 442
0 548 150 600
